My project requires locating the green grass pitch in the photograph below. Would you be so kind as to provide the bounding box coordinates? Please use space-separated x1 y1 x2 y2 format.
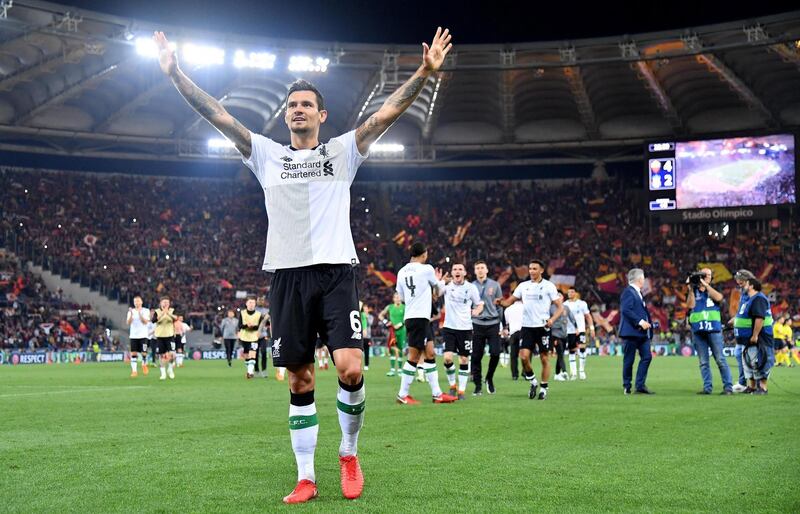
1 355 798 513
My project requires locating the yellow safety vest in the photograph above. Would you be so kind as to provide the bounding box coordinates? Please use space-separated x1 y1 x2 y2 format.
154 308 175 338
239 310 261 342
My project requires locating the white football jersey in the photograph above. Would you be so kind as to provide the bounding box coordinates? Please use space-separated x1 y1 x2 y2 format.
564 299 590 334
504 301 523 335
441 281 483 331
242 130 368 271
396 262 438 320
128 307 150 339
512 279 559 328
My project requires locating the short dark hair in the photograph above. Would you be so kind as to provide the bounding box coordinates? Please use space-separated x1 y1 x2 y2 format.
529 259 545 269
410 242 427 257
246 295 257 301
473 260 487 267
287 79 324 111
746 277 762 291
451 262 466 269
160 296 170 302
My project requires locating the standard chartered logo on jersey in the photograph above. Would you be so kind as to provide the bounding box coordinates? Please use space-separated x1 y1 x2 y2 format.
280 160 333 179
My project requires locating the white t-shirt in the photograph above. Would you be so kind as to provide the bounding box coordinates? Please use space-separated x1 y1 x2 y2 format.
396 261 438 321
242 130 368 271
146 321 155 340
564 299 590 334
178 322 190 343
128 307 150 339
504 301 523 335
512 279 559 328
441 281 483 331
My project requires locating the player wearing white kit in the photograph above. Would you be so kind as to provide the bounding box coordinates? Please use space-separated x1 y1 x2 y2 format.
174 314 191 368
154 25 453 504
564 287 595 380
126 295 150 377
395 243 457 405
439 263 484 400
146 320 156 367
497 260 563 400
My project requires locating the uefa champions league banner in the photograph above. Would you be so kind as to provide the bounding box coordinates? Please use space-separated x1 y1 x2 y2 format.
6 351 49 365
1 350 127 365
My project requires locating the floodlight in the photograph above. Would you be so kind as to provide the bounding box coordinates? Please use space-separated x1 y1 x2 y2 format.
234 49 276 69
370 143 404 153
288 55 329 72
182 43 225 65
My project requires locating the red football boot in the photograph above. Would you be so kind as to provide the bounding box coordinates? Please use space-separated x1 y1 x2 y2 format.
432 393 458 403
282 479 318 504
396 395 421 405
339 455 364 500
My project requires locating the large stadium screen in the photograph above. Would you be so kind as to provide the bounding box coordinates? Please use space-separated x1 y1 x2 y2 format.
646 134 796 211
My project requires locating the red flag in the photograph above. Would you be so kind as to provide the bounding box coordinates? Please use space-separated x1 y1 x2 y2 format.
451 219 473 247
393 230 412 248
596 273 619 294
367 264 397 287
13 276 25 295
497 267 512 286
60 320 75 336
648 305 668 331
219 279 234 289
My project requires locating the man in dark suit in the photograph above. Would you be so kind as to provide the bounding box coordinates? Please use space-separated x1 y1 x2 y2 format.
619 268 654 395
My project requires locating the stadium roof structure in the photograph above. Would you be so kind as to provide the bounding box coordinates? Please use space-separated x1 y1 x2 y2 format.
0 0 799 168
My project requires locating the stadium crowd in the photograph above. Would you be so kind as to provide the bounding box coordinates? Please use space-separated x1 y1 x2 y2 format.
2 166 798 345
0 252 108 351
0 166 382 331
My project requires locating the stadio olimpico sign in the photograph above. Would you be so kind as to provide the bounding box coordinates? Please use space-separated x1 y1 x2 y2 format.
659 205 778 223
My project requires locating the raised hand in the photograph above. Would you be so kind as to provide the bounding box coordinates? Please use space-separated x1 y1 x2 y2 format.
422 27 453 73
153 31 178 77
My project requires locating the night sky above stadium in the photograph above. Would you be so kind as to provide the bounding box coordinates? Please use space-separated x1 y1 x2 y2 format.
69 0 797 44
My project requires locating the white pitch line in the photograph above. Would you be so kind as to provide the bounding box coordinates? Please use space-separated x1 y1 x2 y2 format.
0 386 148 398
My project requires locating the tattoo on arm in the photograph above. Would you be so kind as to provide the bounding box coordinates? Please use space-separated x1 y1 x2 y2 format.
354 73 428 151
223 118 251 153
387 76 426 109
355 114 380 142
172 71 251 155
178 75 224 119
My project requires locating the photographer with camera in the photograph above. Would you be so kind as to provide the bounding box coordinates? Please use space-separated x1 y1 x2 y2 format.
686 268 732 395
